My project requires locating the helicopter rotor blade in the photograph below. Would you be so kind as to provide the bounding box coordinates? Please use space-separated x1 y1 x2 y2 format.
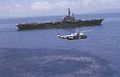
81 30 92 33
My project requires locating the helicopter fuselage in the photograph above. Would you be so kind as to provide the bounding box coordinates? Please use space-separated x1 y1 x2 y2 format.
57 32 87 40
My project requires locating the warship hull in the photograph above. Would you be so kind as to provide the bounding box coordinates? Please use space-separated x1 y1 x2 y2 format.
17 19 103 30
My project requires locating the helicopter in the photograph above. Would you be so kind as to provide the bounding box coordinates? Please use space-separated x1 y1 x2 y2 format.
57 30 91 40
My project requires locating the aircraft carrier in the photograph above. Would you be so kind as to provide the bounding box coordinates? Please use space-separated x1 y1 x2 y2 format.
16 9 103 30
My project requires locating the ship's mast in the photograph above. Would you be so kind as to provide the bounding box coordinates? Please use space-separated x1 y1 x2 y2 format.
72 13 75 20
72 13 74 18
68 8 71 16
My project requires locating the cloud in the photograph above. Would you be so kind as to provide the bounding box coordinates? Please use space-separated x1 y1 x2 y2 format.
30 0 120 13
16 4 20 8
0 0 120 17
2 4 22 11
81 0 120 9
0 4 29 17
31 1 52 10
30 1 75 10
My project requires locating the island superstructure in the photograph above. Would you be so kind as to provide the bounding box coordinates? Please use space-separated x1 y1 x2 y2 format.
16 9 103 30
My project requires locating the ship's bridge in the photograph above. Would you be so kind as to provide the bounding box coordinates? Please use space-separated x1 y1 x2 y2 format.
62 9 75 22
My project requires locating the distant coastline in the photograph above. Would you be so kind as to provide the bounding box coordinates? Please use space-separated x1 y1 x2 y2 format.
0 12 120 20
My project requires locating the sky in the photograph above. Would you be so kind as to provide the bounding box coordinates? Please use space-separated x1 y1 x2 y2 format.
0 0 120 18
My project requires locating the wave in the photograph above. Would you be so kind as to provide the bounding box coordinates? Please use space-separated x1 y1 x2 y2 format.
0 48 117 77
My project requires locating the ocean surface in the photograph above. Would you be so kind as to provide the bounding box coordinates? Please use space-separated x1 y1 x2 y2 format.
0 13 120 77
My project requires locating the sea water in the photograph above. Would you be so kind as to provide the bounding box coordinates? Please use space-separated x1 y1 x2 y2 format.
0 13 120 77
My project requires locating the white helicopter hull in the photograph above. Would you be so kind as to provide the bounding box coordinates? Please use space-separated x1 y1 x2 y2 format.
57 33 87 40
